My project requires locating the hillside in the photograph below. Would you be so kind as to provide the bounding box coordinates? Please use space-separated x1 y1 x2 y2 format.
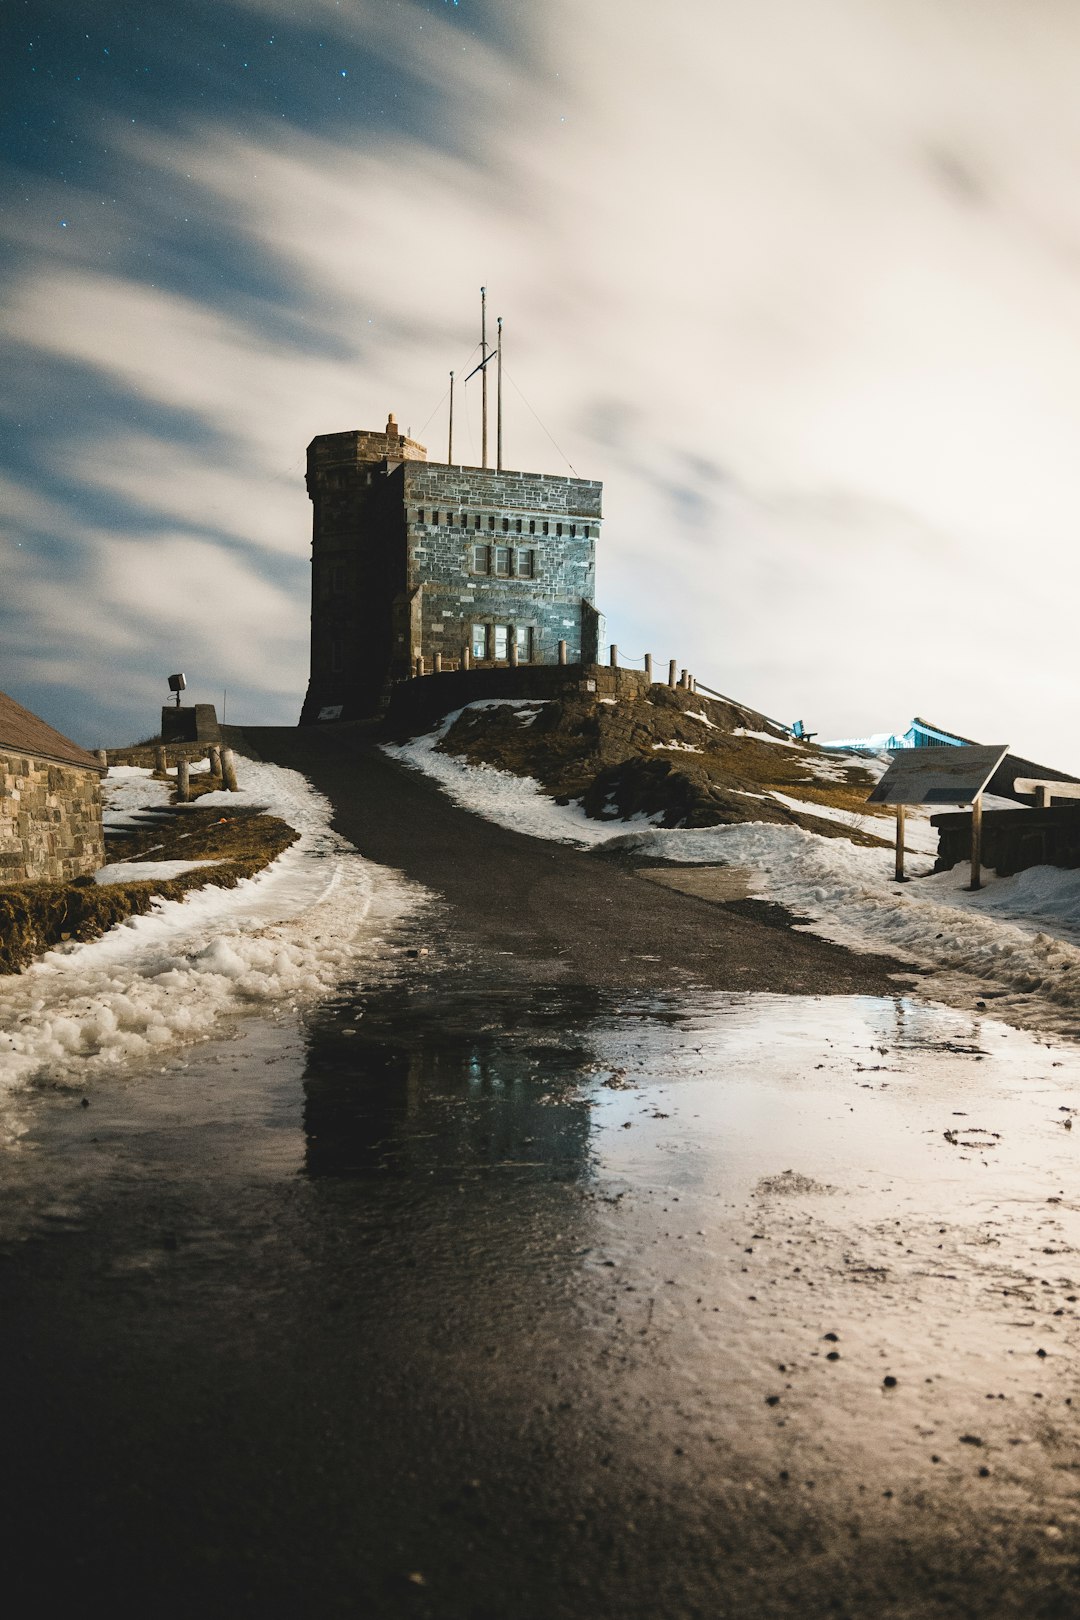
430 683 893 846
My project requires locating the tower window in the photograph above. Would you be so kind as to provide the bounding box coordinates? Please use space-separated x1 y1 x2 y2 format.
515 518 522 534
493 624 509 660
542 521 549 536
471 543 490 575
556 523 563 537
502 517 510 533
515 625 532 661
515 549 535 579
432 511 439 527
471 623 488 660
488 515 496 531
417 509 425 524
473 514 481 530
570 524 576 538
494 547 512 577
529 520 535 535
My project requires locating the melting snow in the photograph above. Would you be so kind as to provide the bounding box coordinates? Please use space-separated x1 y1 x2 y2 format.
0 761 421 1108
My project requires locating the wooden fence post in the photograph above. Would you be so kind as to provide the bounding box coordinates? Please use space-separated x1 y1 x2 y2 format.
679 668 688 689
609 643 618 668
221 748 240 793
208 745 222 777
462 645 471 671
95 749 108 773
414 655 424 678
558 640 568 666
176 759 191 803
509 640 518 667
668 659 677 688
644 654 653 682
894 804 907 882
969 794 983 891
155 745 167 777
434 652 443 673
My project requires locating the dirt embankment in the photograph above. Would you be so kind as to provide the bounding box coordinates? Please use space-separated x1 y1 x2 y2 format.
0 807 296 975
435 685 889 843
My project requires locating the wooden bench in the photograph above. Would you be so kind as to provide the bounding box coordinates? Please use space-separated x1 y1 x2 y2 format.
1013 777 1080 807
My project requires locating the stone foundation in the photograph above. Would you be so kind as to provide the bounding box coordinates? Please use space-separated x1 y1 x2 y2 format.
0 752 104 884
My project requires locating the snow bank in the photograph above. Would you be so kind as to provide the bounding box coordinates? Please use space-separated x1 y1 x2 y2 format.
383 703 632 847
0 760 421 1103
94 858 224 884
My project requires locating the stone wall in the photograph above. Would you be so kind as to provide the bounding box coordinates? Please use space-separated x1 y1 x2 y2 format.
932 804 1080 878
401 463 600 676
0 752 104 884
382 664 650 738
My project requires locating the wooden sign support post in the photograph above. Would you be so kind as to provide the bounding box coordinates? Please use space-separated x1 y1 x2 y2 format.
894 804 907 882
969 793 983 892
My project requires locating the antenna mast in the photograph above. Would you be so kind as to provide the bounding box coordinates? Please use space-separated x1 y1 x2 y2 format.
480 286 488 468
448 370 455 464
496 316 503 472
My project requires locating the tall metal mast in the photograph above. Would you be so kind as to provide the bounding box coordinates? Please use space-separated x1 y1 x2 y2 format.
447 370 455 464
480 286 488 469
496 316 503 472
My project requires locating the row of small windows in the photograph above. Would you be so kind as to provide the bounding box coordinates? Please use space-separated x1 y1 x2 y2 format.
416 509 593 539
471 544 534 578
472 622 531 661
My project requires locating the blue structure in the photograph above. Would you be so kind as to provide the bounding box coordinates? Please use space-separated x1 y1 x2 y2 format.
819 716 971 754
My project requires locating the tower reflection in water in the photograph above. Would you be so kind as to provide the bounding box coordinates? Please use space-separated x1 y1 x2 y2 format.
301 982 610 1182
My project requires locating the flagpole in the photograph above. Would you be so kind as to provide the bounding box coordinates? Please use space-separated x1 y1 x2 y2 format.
496 317 503 472
448 370 454 464
480 286 488 469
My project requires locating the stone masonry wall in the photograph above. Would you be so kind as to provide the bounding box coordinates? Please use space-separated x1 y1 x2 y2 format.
402 464 601 670
0 753 104 884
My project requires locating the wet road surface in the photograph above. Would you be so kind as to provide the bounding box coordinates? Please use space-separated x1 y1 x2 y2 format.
2 736 1080 1616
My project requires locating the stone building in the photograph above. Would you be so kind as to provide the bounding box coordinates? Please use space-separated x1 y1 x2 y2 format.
0 691 106 884
300 415 603 722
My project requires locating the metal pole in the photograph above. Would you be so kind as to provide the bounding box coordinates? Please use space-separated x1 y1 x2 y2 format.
448 370 455 464
894 804 907 882
481 286 488 469
969 793 983 891
496 316 503 472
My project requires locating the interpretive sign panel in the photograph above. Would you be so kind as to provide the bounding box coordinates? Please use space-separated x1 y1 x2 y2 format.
867 745 1009 807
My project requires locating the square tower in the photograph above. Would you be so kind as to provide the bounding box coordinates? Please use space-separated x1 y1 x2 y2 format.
300 415 603 722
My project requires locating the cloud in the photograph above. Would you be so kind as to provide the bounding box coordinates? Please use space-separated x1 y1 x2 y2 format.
6 0 1080 764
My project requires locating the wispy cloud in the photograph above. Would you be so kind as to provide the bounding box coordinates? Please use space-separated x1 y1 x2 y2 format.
5 0 1080 762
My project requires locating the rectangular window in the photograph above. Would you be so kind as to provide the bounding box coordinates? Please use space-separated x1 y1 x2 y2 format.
432 511 439 527
488 515 496 531
494 547 511 577
515 549 534 579
542 521 549 536
556 522 563 537
473 514 481 530
529 520 536 535
417 509 425 524
570 524 576 538
514 625 531 661
471 543 490 574
472 623 488 660
502 517 510 533
515 518 522 534
493 624 508 660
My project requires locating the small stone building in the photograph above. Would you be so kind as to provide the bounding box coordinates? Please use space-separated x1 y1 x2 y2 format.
300 415 604 722
0 691 106 884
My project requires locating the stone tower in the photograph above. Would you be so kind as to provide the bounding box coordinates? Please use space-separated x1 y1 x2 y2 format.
300 414 603 722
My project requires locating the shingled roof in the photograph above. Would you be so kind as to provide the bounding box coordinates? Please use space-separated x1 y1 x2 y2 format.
0 691 104 772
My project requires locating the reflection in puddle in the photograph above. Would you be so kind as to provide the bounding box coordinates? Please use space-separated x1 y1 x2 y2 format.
301 983 609 1180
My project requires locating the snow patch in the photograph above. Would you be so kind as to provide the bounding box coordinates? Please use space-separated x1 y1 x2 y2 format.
0 760 421 1107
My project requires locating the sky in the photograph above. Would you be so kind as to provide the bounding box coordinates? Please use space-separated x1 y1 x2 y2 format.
4 0 1080 766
